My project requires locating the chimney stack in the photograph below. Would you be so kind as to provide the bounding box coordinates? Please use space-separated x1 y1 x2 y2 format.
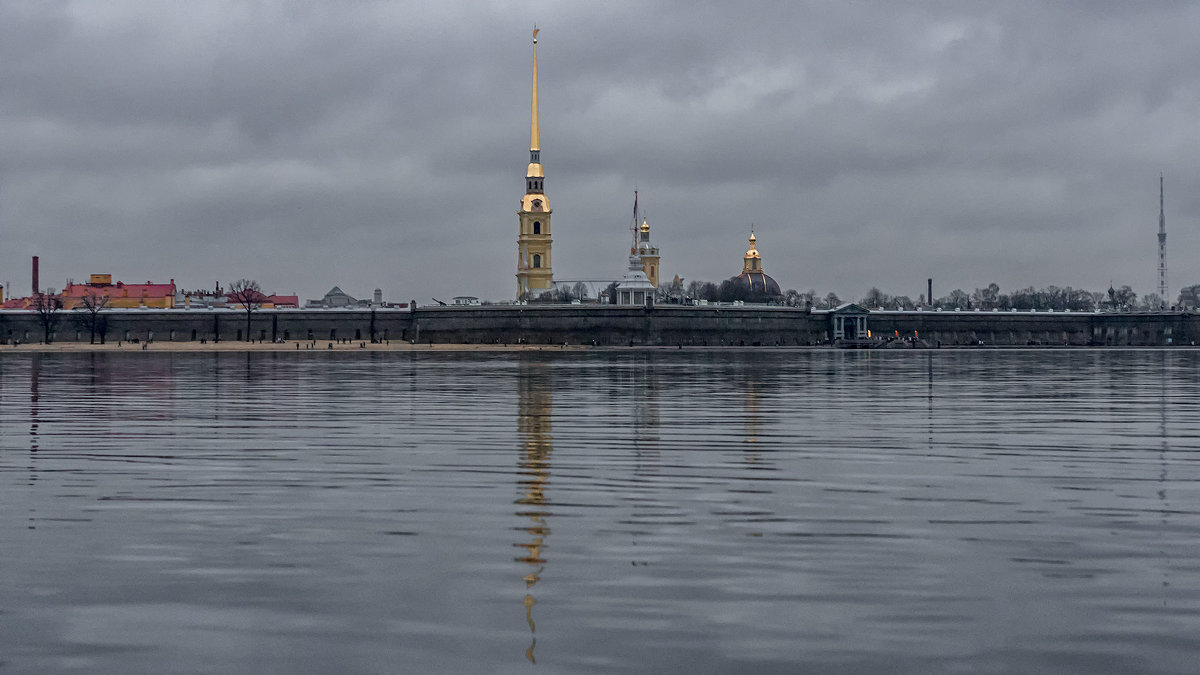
927 278 933 306
32 256 40 295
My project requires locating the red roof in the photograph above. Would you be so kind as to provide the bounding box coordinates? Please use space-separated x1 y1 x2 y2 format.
2 297 33 309
62 280 176 299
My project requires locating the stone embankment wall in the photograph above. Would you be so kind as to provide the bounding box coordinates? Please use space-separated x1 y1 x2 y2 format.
409 305 825 346
867 310 1196 346
0 306 1196 346
0 309 412 344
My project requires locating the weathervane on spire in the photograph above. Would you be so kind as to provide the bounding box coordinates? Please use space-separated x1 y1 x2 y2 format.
533 26 539 43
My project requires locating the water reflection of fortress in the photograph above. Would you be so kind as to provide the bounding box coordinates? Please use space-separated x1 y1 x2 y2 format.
515 358 553 663
510 355 778 661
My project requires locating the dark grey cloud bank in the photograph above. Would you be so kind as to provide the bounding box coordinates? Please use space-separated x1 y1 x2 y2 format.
2 1 1199 303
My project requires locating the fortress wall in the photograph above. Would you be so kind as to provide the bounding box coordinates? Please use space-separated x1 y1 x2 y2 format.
410 305 827 346
869 311 1196 346
0 306 1196 347
0 309 412 344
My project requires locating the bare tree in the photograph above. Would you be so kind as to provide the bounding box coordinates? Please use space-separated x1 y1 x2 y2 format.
861 287 891 309
228 279 264 341
602 281 619 305
74 289 110 344
1178 285 1200 310
1138 292 1164 312
32 293 62 343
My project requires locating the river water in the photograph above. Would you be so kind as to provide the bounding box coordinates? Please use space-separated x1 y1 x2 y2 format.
1 349 1198 673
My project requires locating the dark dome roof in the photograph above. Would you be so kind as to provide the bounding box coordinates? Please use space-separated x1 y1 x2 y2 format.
735 271 781 296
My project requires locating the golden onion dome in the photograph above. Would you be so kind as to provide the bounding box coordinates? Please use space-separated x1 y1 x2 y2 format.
743 231 762 273
745 234 761 259
640 219 650 233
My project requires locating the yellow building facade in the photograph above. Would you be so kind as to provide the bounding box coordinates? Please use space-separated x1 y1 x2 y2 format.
60 274 177 309
516 28 553 300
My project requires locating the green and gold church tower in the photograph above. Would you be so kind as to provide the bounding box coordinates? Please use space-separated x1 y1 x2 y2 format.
516 27 553 299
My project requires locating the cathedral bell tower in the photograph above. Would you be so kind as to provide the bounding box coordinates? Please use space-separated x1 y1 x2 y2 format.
516 27 553 300
637 217 660 288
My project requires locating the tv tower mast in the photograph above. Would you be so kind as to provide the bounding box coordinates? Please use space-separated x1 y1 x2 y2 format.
1158 174 1168 308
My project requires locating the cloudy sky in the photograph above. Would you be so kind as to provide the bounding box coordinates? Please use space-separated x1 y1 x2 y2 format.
3 1 1199 304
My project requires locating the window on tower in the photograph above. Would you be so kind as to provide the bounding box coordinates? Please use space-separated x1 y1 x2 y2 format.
533 221 541 234
533 254 541 268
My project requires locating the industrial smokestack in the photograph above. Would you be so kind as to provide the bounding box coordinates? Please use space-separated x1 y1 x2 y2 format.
927 278 933 306
32 256 39 295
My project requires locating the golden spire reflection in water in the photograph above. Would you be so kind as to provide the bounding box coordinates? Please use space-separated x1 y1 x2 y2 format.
515 358 553 663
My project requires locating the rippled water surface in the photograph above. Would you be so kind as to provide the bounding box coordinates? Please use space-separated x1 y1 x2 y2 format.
2 349 1200 673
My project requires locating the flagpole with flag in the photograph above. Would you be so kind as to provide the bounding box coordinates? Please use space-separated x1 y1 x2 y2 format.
631 189 639 252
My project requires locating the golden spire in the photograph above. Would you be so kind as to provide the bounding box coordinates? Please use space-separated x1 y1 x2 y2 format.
530 26 540 152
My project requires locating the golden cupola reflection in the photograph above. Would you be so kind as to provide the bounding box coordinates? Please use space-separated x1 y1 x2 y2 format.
516 26 553 300
515 358 554 663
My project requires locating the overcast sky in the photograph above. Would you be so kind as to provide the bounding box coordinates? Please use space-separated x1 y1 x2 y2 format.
3 1 1199 304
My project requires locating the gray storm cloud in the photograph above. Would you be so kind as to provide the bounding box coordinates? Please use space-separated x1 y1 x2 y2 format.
2 1 1198 303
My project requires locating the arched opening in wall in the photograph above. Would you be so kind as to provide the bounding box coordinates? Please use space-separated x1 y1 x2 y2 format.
260 329 267 341
23 331 30 341
75 330 81 341
330 329 337 340
191 329 197 341
236 329 243 341
533 221 541 234
355 329 362 340
650 266 655 278
169 330 176 341
307 329 314 340
532 254 541 268
284 330 290 340
147 331 153 342
124 330 131 341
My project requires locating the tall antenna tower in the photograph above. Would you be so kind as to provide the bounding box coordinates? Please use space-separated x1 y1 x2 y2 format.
1158 174 1168 308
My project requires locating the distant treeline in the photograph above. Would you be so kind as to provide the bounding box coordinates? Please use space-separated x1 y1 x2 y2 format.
528 277 1200 311
860 283 1200 312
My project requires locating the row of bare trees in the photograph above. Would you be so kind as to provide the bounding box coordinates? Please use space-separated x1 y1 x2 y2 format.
15 291 104 345
11 279 264 344
856 283 1174 312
